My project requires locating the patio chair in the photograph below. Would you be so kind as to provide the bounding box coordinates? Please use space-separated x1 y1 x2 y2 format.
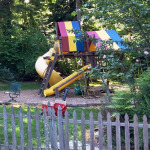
5 82 21 102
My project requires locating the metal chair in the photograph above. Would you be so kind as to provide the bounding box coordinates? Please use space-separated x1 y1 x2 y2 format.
5 82 21 102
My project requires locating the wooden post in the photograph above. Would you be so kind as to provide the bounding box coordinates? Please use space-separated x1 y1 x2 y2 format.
19 107 25 150
125 114 130 150
58 106 65 150
81 111 86 150
27 107 33 150
11 107 17 150
64 110 70 150
107 112 112 150
35 107 41 150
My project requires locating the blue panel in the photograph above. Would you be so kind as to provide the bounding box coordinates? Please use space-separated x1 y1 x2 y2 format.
106 30 131 50
71 21 84 51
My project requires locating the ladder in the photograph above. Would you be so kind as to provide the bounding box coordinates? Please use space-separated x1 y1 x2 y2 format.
38 53 59 96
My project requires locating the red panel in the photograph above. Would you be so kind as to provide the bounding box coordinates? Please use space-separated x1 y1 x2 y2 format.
57 22 69 52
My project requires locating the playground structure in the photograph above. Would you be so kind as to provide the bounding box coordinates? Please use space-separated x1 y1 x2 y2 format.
35 21 130 97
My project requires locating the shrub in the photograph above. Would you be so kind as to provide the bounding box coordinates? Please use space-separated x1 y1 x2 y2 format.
108 90 134 119
0 67 14 83
136 68 150 118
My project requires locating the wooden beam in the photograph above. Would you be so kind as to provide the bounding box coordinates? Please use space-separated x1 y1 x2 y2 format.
67 102 112 107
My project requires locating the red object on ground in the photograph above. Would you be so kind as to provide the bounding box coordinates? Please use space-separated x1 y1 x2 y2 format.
41 101 67 116
54 102 67 116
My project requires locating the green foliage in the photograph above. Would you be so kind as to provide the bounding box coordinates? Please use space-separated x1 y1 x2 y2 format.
0 0 81 81
55 59 73 76
136 68 150 118
0 67 14 83
82 0 150 46
107 69 150 120
108 90 134 117
0 27 49 80
15 27 49 80
55 58 82 76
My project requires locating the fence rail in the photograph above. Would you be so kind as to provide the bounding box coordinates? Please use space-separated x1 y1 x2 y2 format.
0 104 149 150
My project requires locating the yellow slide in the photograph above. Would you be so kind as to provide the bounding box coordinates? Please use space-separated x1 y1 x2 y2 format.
35 42 91 97
35 46 62 86
44 65 91 97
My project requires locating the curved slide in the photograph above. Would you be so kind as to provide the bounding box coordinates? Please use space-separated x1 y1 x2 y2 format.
35 47 62 86
35 43 91 97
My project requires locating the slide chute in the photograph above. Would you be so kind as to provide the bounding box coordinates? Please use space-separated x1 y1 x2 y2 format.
35 47 62 87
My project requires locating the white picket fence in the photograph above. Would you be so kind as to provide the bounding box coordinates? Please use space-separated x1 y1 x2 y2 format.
0 104 150 150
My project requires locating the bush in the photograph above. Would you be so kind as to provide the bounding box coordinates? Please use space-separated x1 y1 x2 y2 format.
108 90 134 119
0 27 50 81
136 68 150 118
55 58 81 76
0 67 14 83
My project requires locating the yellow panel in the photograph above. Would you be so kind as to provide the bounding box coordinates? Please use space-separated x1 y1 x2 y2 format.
64 22 77 52
96 30 120 50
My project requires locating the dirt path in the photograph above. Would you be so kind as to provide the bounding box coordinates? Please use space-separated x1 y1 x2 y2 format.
0 88 105 106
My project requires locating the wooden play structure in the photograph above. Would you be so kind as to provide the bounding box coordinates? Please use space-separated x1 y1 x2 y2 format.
35 21 130 97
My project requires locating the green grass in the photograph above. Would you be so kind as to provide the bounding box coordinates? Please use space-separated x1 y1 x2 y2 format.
0 105 103 147
0 79 102 91
0 81 41 91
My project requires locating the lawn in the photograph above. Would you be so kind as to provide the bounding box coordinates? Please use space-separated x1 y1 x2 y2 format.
0 81 41 91
0 80 103 91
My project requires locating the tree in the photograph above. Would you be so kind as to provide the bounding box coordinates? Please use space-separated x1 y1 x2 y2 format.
82 0 150 45
81 0 150 116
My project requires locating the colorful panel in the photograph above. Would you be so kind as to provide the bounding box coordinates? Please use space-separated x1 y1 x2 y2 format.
106 30 131 50
71 21 84 51
57 22 69 53
64 21 77 52
57 21 84 53
86 31 104 51
96 30 120 50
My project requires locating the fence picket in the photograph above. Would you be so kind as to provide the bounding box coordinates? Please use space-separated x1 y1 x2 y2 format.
98 112 103 150
81 111 86 150
143 115 148 150
51 108 58 150
27 107 33 150
48 102 54 148
47 103 54 149
125 113 130 150
107 112 112 150
43 108 50 149
11 107 17 150
35 107 41 150
134 114 139 150
19 107 24 150
90 112 94 150
116 113 121 150
64 110 69 150
3 106 9 150
58 106 65 150
73 110 78 149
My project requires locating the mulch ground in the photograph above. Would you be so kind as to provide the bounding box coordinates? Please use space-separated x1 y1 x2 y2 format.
0 88 106 106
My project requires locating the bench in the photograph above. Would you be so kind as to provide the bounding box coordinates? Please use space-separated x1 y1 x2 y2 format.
5 82 21 102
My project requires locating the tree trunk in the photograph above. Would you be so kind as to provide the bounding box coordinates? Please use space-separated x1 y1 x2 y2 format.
76 0 81 23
